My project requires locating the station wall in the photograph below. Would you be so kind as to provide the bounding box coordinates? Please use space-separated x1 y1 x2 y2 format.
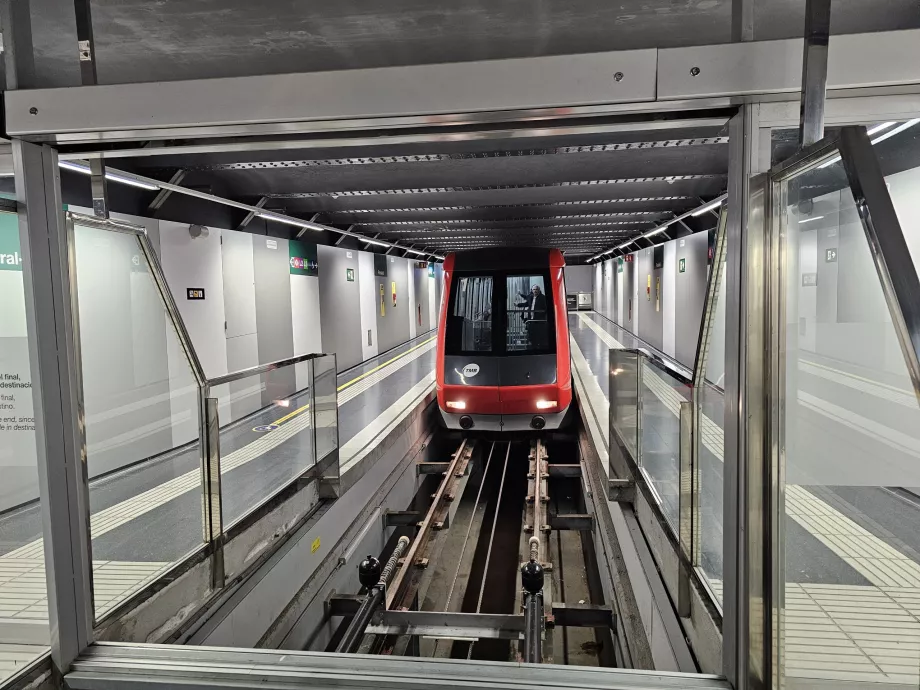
592 230 711 371
564 265 593 294
0 208 439 512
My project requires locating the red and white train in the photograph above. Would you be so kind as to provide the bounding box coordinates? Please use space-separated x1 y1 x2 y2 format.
436 248 572 432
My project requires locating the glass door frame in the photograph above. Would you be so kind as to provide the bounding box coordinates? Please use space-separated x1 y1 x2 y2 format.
750 123 920 689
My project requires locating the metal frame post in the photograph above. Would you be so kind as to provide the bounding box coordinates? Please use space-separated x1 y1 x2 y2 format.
201 394 224 588
798 0 831 147
723 104 762 689
72 0 97 86
13 140 94 675
89 158 108 218
0 0 36 90
677 401 693 618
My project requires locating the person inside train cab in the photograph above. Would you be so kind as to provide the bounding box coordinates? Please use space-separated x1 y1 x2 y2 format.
517 284 548 348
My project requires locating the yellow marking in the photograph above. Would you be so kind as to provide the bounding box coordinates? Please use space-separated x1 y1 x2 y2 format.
311 537 321 553
270 335 437 425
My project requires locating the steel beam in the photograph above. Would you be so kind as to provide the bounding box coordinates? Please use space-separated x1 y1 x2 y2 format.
384 510 422 527
13 140 94 676
367 611 525 641
72 0 96 86
548 514 593 531
89 158 108 218
417 462 450 475
148 169 189 212
546 464 581 477
551 603 614 628
7 31 920 145
798 0 831 147
0 0 36 90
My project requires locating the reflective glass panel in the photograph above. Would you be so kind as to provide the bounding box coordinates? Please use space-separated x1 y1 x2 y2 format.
446 276 493 353
778 123 920 687
72 222 203 621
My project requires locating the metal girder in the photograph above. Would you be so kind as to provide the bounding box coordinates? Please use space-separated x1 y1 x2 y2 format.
548 514 593 531
0 0 36 90
384 510 422 527
417 462 450 475
72 0 96 86
7 31 920 145
366 611 525 641
547 464 581 477
798 0 831 147
148 169 189 212
551 603 614 628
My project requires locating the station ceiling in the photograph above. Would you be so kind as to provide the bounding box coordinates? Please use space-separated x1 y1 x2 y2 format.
115 118 731 259
27 0 919 259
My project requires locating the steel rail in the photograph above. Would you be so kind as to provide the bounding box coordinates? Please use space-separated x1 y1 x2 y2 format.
386 439 471 610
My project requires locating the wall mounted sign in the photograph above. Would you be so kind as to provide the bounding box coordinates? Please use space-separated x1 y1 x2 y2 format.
346 268 355 282
656 276 660 312
187 288 205 300
646 274 651 300
374 254 388 277
391 281 397 307
653 244 664 269
346 251 353 258
802 272 818 287
617 257 623 274
289 240 318 276
428 262 435 277
379 283 385 316
679 258 686 273
266 239 278 250
825 248 838 263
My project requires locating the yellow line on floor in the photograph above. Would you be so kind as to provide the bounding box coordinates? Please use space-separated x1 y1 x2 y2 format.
271 335 437 426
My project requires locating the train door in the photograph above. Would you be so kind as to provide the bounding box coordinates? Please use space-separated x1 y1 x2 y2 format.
498 272 558 416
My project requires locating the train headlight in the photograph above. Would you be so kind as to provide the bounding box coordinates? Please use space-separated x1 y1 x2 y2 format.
446 400 466 410
535 400 557 410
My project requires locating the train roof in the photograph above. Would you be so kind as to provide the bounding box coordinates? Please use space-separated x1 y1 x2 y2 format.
446 248 566 272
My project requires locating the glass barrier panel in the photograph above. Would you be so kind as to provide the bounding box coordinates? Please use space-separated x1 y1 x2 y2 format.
777 125 920 688
696 381 725 605
312 354 339 467
0 210 50 680
608 348 639 462
638 358 691 532
71 221 203 621
212 359 317 529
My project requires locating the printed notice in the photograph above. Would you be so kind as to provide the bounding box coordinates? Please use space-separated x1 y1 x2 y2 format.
0 373 34 432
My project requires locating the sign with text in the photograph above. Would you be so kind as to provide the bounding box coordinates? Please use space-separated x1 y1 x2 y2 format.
187 288 206 300
374 254 388 277
679 258 686 273
289 240 318 277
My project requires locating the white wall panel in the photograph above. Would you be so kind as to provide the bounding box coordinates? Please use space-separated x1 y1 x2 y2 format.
663 241 677 358
221 230 257 339
158 221 228 380
358 251 379 361
407 260 418 340
428 272 437 329
291 274 323 390
604 259 614 320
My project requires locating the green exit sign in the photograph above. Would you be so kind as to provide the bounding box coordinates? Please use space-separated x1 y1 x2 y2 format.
679 258 686 273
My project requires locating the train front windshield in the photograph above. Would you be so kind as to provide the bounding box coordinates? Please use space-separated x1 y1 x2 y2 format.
446 272 555 356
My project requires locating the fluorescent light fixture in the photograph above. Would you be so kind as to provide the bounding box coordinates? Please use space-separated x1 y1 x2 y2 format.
870 118 920 145
868 121 896 136
256 210 314 229
617 240 633 249
691 199 723 217
820 119 920 168
363 238 391 247
404 248 426 255
798 215 824 224
58 160 160 191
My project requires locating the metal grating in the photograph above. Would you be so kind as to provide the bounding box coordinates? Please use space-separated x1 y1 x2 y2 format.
194 139 729 171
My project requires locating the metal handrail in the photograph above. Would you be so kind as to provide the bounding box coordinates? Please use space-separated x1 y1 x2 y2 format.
206 352 330 388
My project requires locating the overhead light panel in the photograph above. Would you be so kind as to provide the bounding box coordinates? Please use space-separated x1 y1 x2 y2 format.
363 238 391 247
404 248 426 256
58 160 161 191
691 199 723 217
256 210 317 229
820 119 920 168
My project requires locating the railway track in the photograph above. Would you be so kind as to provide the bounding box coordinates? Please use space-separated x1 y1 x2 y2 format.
327 435 618 666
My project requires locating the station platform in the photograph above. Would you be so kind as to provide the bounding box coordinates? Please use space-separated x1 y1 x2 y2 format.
569 311 920 686
0 332 436 670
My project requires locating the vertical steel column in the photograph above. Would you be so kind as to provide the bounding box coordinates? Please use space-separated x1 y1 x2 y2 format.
13 140 94 676
201 394 224 588
723 105 765 690
677 402 693 618
0 0 36 90
89 158 108 219
72 0 97 86
798 0 831 147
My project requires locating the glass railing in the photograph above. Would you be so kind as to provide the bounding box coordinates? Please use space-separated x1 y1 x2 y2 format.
64 212 339 624
606 207 729 615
